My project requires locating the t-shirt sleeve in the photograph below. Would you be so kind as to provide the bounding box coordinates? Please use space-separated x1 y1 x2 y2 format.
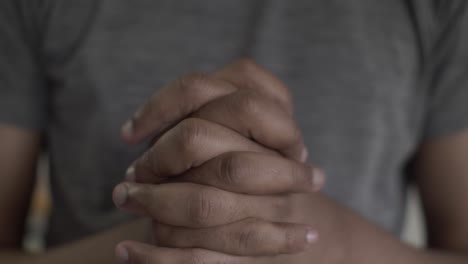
0 1 47 130
424 0 468 139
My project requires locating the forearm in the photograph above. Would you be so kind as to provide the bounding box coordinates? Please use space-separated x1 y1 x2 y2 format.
0 218 148 264
299 194 468 264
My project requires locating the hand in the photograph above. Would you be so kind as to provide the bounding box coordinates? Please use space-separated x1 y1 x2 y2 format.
120 59 307 164
113 153 323 263
114 59 327 263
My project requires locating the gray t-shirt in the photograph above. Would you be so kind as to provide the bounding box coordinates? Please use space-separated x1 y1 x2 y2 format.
1 0 468 247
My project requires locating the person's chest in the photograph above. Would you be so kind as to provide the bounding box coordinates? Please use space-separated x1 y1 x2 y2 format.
43 0 425 229
44 0 423 128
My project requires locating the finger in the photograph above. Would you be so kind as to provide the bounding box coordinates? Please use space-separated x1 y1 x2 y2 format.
179 152 325 195
122 59 294 145
112 182 294 228
192 91 307 162
153 219 318 256
121 73 237 144
129 118 278 184
214 59 293 115
116 241 258 264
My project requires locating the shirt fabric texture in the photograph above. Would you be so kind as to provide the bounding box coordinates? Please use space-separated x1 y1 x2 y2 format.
1 0 468 247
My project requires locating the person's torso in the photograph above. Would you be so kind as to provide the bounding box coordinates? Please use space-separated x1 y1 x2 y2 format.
41 0 428 246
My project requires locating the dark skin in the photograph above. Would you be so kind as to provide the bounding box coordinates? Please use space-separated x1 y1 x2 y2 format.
0 127 149 264
1 60 468 263
113 59 468 263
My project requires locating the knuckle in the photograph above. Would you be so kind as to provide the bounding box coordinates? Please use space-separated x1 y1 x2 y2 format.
286 123 302 145
218 153 244 186
174 118 206 154
280 91 294 112
188 190 214 226
129 183 149 202
272 195 293 221
280 227 302 253
270 90 293 116
176 118 204 142
236 221 304 254
287 162 306 187
236 219 265 252
233 58 259 75
237 227 258 252
131 185 159 213
141 147 160 177
178 72 211 95
238 93 261 116
289 124 304 144
188 249 208 264
231 59 293 114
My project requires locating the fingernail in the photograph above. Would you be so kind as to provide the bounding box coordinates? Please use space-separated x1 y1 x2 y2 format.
300 148 309 163
306 230 319 244
312 168 326 191
113 184 129 207
125 166 136 182
121 120 134 138
115 244 129 263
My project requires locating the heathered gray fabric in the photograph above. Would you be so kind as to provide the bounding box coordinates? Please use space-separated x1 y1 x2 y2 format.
1 0 468 247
